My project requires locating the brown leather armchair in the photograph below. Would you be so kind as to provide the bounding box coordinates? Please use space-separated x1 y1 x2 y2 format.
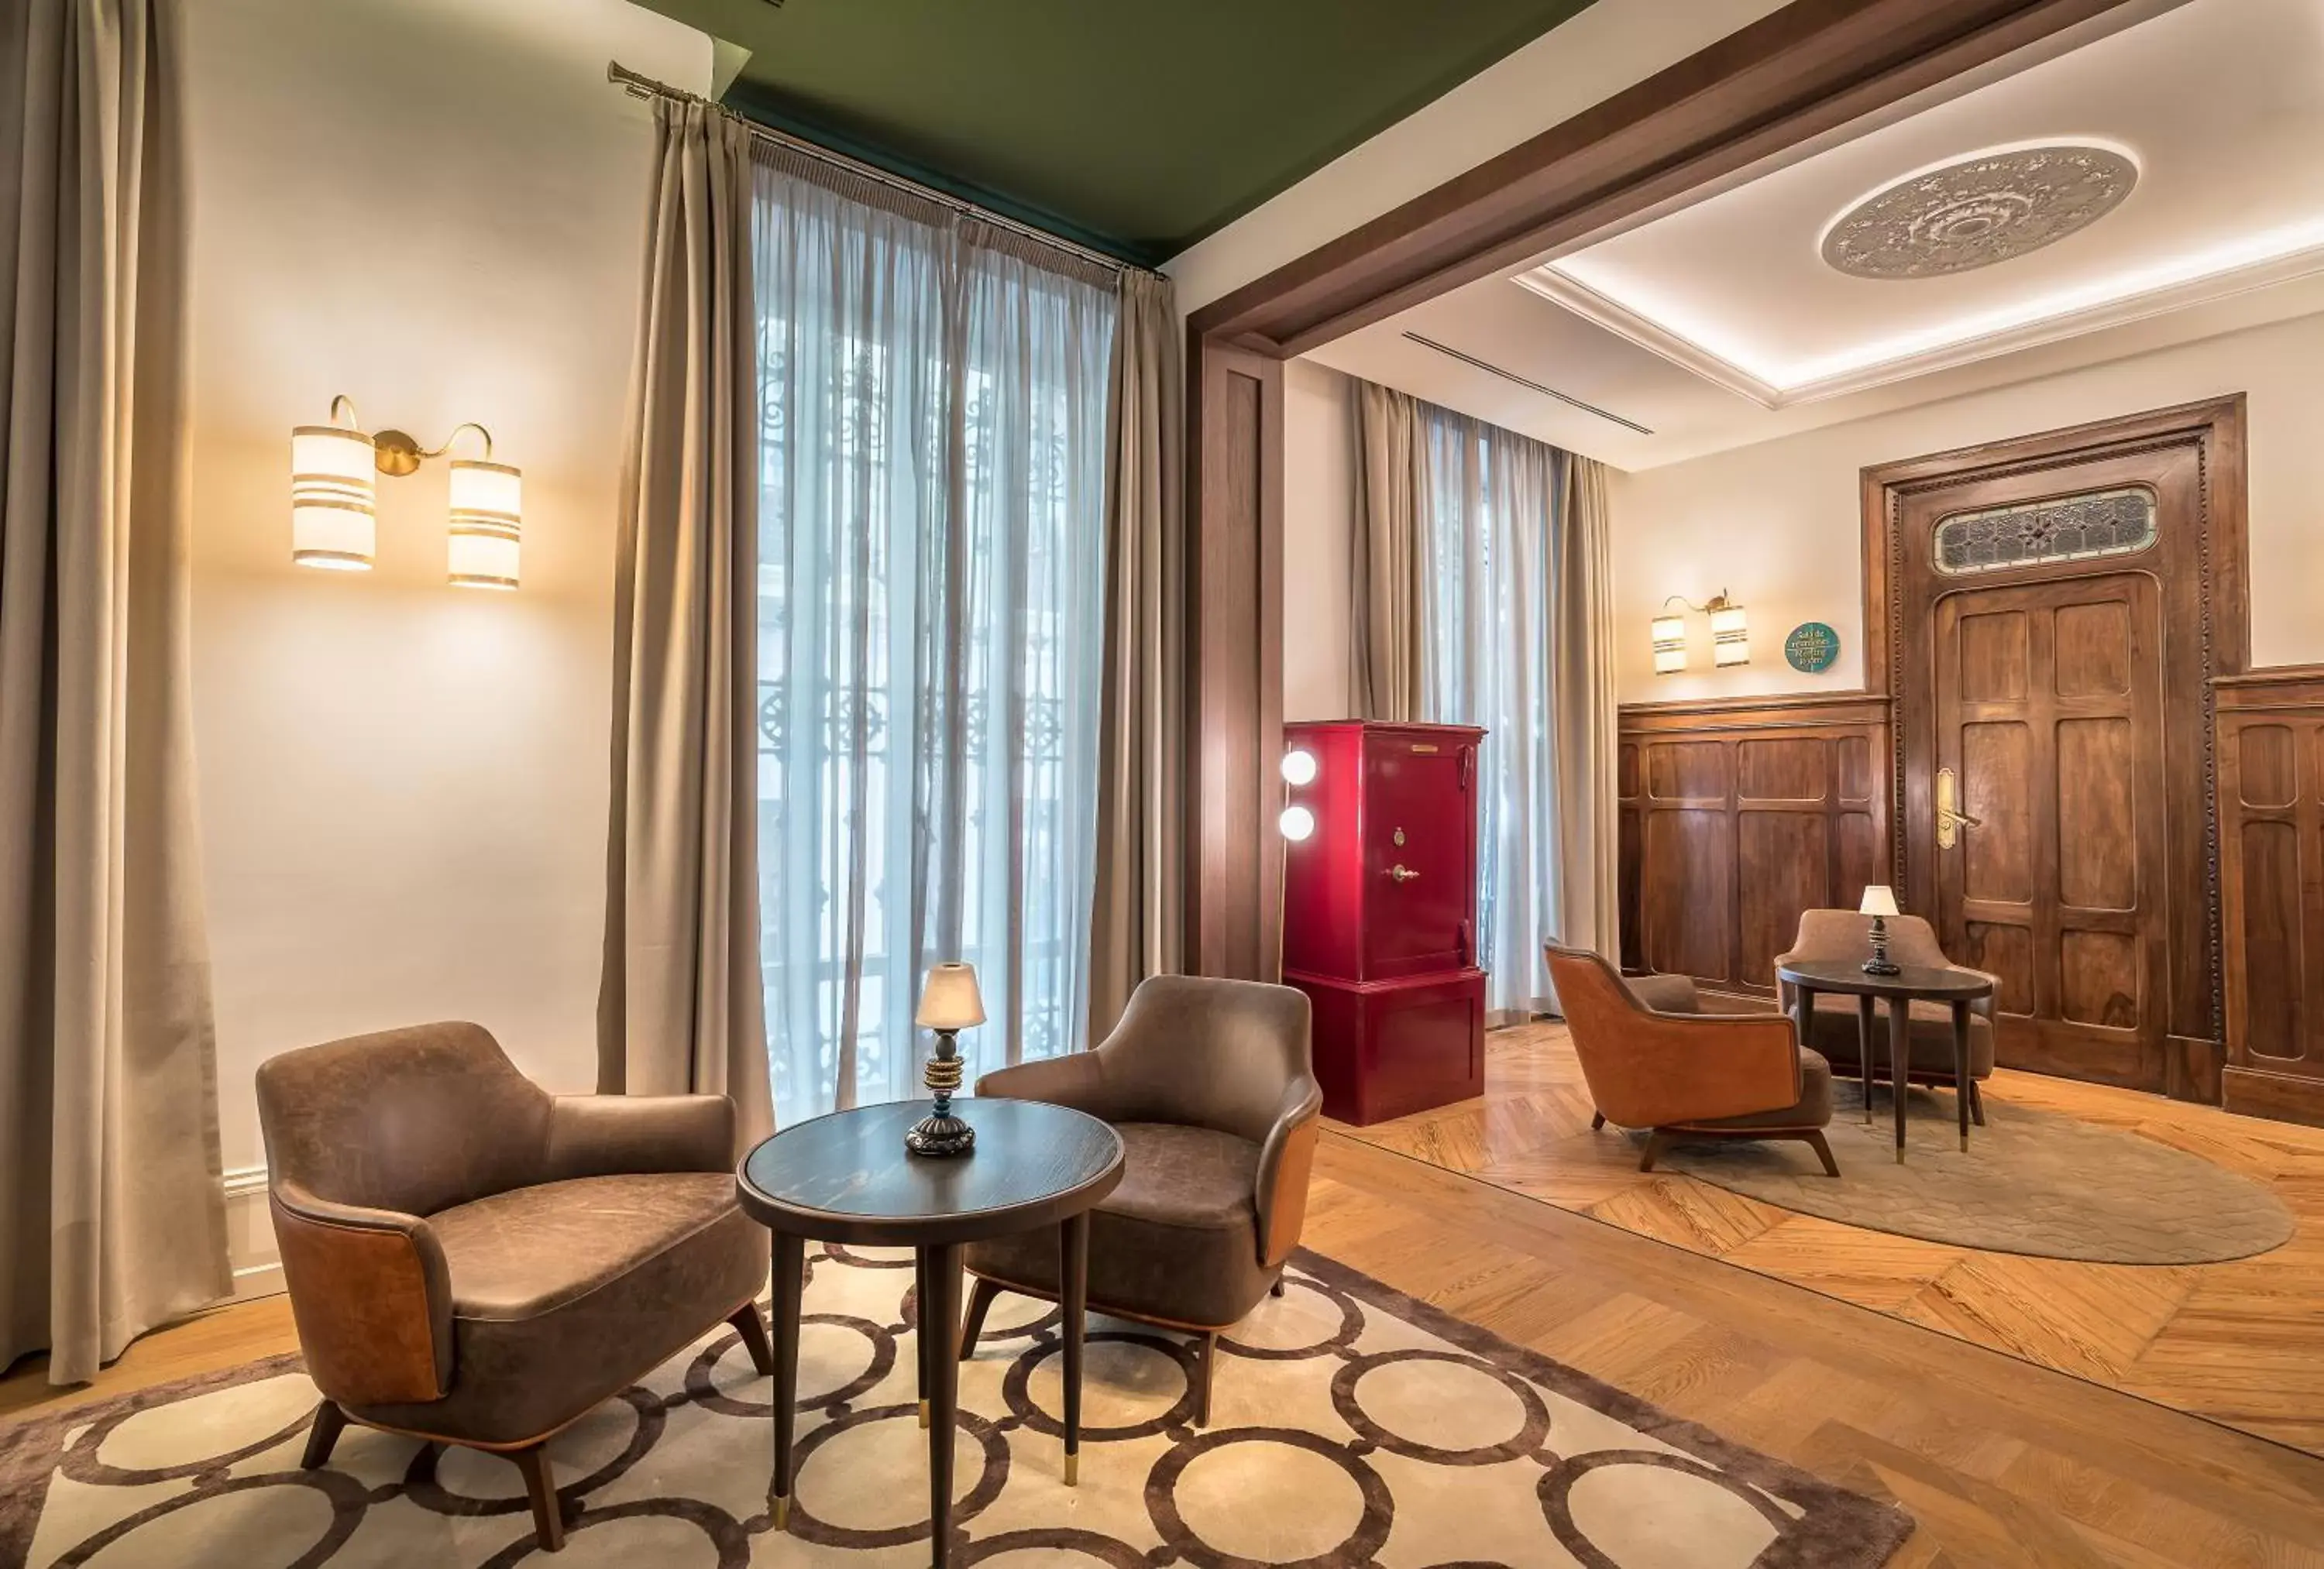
1776 909 1995 1119
958 976 1322 1424
255 1022 770 1552
1545 944 1840 1176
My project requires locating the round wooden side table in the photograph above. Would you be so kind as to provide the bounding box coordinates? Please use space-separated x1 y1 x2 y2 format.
1775 960 1995 1163
737 1097 1123 1568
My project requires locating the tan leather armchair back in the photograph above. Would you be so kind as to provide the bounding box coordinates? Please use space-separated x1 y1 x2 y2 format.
1545 945 1802 1129
257 1021 555 1218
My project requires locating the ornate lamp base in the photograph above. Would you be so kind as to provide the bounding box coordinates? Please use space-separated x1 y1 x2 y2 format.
1862 916 1902 977
906 1112 976 1156
906 1028 977 1158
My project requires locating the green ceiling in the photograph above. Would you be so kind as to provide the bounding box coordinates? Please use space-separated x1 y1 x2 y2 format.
629 0 1598 266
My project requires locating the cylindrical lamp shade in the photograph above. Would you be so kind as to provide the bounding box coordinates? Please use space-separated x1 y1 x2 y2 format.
1710 602 1750 667
1650 613 1687 675
290 426 377 570
1859 884 1900 916
447 459 522 589
916 961 986 1029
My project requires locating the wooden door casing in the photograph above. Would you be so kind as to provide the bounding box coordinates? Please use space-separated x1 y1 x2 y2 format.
1868 398 2243 1103
1934 575 2168 1090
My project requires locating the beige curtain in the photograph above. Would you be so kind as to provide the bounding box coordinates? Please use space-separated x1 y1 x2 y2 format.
1085 269 1184 1042
1350 379 1428 721
1 0 230 1385
598 98 774 1152
1552 455 1621 967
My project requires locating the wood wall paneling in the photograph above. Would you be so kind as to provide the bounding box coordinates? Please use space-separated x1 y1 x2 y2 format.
1618 695 1892 997
1187 342 1283 980
2216 671 2324 1126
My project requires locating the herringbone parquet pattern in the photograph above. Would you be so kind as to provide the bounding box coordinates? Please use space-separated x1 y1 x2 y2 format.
1339 1021 2324 1456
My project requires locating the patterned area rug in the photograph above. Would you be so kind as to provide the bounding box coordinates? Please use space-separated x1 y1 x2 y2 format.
0 1246 1911 1567
1662 1083 2295 1263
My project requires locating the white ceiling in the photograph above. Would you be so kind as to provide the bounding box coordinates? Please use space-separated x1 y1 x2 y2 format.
1306 0 2324 470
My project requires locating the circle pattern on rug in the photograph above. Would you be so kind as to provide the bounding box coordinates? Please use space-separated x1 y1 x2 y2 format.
4 1248 1910 1568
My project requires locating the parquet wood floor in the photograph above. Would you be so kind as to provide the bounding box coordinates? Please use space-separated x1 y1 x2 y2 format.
1341 1021 2324 1457
5 1126 2323 1564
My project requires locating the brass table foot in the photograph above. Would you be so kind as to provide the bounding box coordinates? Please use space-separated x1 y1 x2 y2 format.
773 1494 791 1530
1064 1451 1078 1487
920 1398 930 1430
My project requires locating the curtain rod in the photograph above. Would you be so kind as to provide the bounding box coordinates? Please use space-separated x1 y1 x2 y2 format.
607 60 1153 280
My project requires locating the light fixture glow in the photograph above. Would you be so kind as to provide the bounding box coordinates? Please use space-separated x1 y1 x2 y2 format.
1280 747 1318 785
1651 613 1688 675
1710 599 1750 668
448 458 522 590
1278 805 1316 842
290 417 377 572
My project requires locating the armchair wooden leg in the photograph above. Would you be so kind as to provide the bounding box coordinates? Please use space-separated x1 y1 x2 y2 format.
1270 1278 1286 1298
729 1303 775 1376
1191 1331 1219 1427
1803 1130 1841 1178
957 1275 1002 1362
1638 1130 1676 1172
300 1401 346 1471
1968 1075 1986 1127
511 1444 565 1553
1590 1110 1606 1131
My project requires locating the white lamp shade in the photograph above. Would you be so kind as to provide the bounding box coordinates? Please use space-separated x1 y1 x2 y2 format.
1280 747 1318 785
1858 884 1900 917
915 961 986 1029
1710 602 1750 667
448 459 522 589
1278 804 1316 841
1650 613 1687 675
290 425 377 569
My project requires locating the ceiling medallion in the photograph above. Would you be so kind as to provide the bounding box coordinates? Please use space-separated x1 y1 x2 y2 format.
1820 145 2137 280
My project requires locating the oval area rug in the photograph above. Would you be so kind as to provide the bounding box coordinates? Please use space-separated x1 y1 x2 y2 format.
1659 1088 2295 1263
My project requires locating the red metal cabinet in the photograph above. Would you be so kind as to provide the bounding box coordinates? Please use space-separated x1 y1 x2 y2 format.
1281 720 1487 1124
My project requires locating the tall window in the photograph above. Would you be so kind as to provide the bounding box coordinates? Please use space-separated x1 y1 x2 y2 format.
1418 407 1576 1024
752 157 1116 1125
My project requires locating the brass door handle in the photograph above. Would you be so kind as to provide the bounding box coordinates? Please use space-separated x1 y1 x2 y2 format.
1936 767 1983 850
1387 863 1419 883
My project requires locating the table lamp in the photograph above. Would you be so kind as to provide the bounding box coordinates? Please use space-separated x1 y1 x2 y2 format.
1860 885 1902 977
909 961 984 1156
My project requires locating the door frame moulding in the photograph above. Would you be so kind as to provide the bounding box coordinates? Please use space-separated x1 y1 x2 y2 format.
1180 0 2154 980
1858 394 2250 1100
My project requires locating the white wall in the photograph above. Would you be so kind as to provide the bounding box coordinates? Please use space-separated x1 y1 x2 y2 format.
1612 309 2324 704
183 0 710 1291
1284 360 1356 721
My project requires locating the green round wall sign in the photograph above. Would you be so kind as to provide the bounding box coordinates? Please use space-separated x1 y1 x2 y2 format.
1785 622 1841 675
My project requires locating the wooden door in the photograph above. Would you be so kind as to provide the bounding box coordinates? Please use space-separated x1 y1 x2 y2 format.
1933 575 2169 1088
1878 400 2238 1101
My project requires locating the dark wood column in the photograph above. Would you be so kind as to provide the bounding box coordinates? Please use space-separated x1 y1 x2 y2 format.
1184 335 1284 980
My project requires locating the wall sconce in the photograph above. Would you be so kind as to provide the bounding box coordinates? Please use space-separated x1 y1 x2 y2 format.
1652 592 1750 673
291 397 522 589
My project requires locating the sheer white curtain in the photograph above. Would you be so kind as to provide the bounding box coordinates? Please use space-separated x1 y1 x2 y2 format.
1417 405 1615 1024
751 151 1115 1124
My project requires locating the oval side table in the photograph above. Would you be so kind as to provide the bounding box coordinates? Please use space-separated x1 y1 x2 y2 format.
737 1097 1123 1568
1775 960 1996 1163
